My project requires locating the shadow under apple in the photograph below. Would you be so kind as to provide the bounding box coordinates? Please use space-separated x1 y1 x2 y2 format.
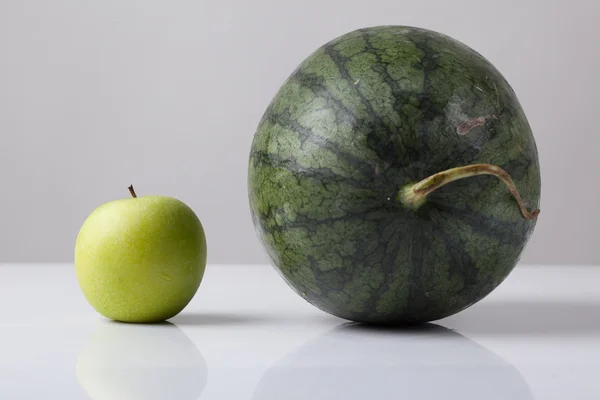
253 323 534 400
76 321 207 400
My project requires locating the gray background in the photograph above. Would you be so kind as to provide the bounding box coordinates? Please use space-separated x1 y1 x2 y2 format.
1 0 598 265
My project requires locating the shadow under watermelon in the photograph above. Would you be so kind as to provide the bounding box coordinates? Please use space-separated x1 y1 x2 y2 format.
441 300 600 336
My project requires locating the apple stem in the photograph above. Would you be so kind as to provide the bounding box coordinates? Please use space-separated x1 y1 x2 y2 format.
128 185 137 198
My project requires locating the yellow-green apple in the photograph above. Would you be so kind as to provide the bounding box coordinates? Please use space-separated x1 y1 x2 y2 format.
74 186 207 323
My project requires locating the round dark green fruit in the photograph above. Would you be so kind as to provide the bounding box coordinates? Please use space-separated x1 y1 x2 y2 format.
248 25 541 324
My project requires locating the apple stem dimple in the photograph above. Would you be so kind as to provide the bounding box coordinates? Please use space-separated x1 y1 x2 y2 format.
128 185 137 198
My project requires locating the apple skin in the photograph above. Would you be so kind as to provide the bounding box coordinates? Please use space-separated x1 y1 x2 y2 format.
74 195 207 323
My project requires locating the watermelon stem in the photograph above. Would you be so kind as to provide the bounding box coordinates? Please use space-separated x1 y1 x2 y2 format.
128 185 137 198
397 164 540 220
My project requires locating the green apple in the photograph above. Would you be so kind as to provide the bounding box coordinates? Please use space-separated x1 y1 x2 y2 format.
74 186 207 323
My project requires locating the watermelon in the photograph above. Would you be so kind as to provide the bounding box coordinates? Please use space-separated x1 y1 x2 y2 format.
248 26 540 324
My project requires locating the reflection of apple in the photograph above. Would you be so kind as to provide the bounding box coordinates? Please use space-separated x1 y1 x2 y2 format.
77 321 207 400
253 324 534 400
74 186 207 323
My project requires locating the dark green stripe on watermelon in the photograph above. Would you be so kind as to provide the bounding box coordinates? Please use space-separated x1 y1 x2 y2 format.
248 26 540 324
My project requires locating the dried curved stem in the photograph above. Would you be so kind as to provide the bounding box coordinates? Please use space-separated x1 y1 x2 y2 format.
398 164 540 220
128 185 137 198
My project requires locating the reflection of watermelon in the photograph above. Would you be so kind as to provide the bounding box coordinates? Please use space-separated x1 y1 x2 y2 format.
253 324 534 400
248 26 540 324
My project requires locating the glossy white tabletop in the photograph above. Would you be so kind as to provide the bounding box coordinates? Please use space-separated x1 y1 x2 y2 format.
0 264 598 399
